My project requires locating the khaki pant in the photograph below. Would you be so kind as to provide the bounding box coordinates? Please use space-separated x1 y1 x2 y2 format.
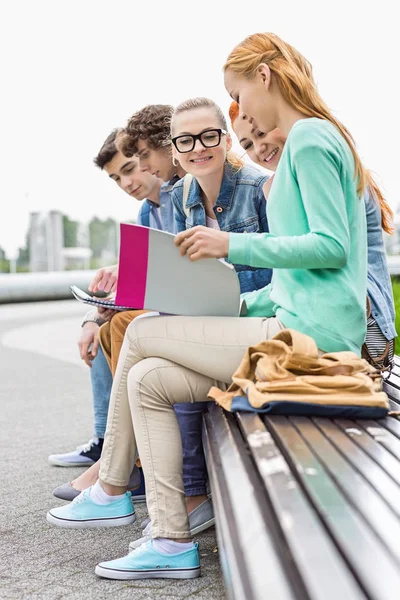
99 310 148 376
99 314 283 539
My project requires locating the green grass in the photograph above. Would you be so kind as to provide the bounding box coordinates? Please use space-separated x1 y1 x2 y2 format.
391 277 400 354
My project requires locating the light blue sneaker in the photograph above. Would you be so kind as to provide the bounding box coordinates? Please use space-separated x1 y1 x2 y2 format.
95 540 200 580
46 488 136 528
129 498 215 550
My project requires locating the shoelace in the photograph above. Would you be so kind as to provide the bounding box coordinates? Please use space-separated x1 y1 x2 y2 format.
128 540 152 556
143 521 152 535
128 532 151 551
76 439 97 453
71 489 89 506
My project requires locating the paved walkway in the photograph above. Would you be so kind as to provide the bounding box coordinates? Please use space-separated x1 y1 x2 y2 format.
0 301 223 600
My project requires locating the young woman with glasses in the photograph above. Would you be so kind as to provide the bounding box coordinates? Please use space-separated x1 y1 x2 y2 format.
170 97 272 293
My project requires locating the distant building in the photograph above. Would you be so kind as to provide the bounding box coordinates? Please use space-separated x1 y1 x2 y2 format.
29 211 64 272
28 210 92 272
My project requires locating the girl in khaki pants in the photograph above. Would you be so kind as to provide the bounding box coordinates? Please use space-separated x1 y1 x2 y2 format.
99 314 283 534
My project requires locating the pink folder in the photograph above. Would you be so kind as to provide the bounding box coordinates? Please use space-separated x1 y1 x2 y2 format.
115 223 242 317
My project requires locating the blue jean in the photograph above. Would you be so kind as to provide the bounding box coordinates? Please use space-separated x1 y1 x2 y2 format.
90 345 113 439
91 346 208 495
174 402 208 496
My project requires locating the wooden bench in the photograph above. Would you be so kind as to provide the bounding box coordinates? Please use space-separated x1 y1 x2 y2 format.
203 356 400 600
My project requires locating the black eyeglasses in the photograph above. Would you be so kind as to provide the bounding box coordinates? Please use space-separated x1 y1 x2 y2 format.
171 129 227 153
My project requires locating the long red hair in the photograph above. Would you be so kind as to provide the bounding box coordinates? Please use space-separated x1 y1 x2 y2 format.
224 35 393 233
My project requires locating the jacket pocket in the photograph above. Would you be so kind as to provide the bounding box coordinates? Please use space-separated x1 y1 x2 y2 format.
224 216 259 234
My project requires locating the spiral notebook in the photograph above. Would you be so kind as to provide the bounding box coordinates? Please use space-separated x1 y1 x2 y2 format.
72 223 244 317
70 286 135 311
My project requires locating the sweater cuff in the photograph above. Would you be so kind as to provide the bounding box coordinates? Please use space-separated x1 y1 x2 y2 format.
228 232 251 265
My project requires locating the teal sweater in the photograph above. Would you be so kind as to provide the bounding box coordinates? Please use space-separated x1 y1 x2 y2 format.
228 118 367 354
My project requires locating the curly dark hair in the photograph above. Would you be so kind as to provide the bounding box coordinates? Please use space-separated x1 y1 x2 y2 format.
117 104 174 157
93 128 121 169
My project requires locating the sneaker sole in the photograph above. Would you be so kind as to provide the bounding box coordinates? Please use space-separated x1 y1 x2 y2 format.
190 517 215 536
48 458 96 467
95 565 200 580
46 512 136 529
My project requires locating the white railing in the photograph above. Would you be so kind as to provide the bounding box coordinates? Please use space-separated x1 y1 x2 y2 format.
0 270 97 303
1 256 400 304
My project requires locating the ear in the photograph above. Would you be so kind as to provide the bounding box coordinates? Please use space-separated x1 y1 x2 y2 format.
171 144 179 162
257 63 272 89
225 132 233 153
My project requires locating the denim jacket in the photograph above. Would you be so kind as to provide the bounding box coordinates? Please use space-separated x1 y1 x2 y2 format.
137 176 179 233
365 189 397 341
172 162 272 293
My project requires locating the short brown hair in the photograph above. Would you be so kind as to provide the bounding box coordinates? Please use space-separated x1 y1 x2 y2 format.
117 105 174 157
93 129 121 169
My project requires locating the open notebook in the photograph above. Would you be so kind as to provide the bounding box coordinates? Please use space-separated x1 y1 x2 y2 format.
72 223 245 317
70 286 134 311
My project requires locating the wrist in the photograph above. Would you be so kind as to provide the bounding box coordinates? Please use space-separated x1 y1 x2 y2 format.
81 315 105 328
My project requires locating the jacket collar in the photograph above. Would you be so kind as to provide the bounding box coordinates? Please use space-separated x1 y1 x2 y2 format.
162 174 181 194
185 162 237 211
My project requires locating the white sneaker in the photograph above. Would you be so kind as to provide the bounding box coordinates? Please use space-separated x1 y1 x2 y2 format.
48 438 103 467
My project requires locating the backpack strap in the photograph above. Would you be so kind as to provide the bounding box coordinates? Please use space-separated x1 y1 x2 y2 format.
139 200 151 228
182 174 194 218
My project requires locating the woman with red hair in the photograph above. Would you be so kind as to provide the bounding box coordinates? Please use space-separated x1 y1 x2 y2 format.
229 100 396 369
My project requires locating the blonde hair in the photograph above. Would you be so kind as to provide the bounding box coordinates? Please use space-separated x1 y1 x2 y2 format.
224 33 393 233
171 97 244 171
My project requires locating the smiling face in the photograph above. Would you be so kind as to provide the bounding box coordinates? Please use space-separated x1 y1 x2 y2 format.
224 66 279 136
171 107 232 178
233 114 286 172
103 150 158 200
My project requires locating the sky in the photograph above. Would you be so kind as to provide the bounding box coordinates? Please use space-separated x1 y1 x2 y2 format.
0 0 399 257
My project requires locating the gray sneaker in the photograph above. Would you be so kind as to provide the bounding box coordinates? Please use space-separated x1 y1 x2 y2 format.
129 498 214 550
53 466 146 503
53 482 80 501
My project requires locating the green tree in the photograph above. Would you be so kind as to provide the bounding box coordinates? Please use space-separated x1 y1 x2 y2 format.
0 246 10 273
89 216 118 260
16 232 30 271
63 215 79 248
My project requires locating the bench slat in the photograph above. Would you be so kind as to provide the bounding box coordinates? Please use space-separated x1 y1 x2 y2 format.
237 412 366 600
294 417 400 562
334 418 400 485
203 404 297 600
314 418 400 518
383 379 400 406
353 418 400 461
266 415 400 600
374 414 400 442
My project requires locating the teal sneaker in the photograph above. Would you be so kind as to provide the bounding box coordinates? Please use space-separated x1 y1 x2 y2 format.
129 498 215 550
46 488 136 528
95 540 200 580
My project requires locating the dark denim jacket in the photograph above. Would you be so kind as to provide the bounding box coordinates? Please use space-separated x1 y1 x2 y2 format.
365 189 397 340
172 162 272 293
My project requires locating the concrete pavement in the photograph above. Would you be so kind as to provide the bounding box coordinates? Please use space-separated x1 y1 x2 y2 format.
0 301 224 600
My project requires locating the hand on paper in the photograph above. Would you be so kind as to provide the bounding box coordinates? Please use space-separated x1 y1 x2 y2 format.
175 226 229 261
78 322 100 367
89 264 119 293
